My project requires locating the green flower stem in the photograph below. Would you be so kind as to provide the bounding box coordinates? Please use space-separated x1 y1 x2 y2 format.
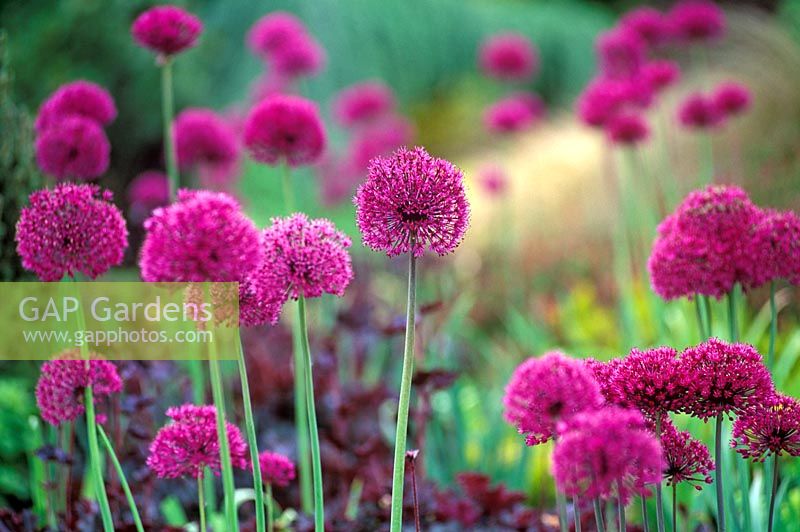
161 59 178 200
266 482 274 532
389 248 418 532
715 414 726 532
593 498 606 532
574 497 582 532
654 417 666 532
695 297 708 340
556 487 568 532
672 483 677 532
198 475 207 532
282 161 295 214
236 335 266 532
703 296 713 337
97 425 144 532
768 455 779 532
727 289 738 342
641 496 649 532
297 295 325 531
768 281 777 371
208 339 238 531
618 494 626 532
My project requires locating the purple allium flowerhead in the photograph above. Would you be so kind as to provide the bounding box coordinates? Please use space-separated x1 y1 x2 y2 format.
732 394 800 461
477 164 508 197
612 346 688 420
584 357 624 405
354 146 470 258
131 5 203 58
677 92 725 130
503 351 603 446
127 170 169 223
483 93 544 134
252 214 353 323
247 12 306 60
553 407 663 502
34 81 117 133
346 115 415 171
658 417 714 489
641 60 681 93
668 0 726 43
269 31 326 79
174 108 240 183
620 7 671 48
478 33 539 82
679 338 774 420
605 112 650 145
647 185 763 300
35 351 122 426
744 209 800 288
16 184 128 281
35 116 110 181
596 27 646 80
139 189 262 282
258 450 296 487
243 94 326 167
333 81 396 128
577 77 649 128
712 81 752 118
147 404 249 479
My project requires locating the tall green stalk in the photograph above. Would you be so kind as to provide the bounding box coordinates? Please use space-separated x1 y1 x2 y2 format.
208 338 238 531
715 414 726 532
695 297 708 340
556 487 568 532
97 425 144 532
727 289 738 342
618 494 626 532
672 484 677 532
574 497 582 532
198 475 207 532
641 496 649 532
593 498 606 532
297 295 324 531
161 58 178 199
389 248 418 532
236 335 265 532
266 482 274 532
654 416 666 532
768 281 777 370
768 455 779 532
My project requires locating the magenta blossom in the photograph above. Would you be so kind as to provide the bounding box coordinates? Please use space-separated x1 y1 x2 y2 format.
35 116 110 181
354 146 470 257
641 60 681 93
596 27 646 80
147 404 249 479
713 81 752 117
35 352 122 426
35 80 117 133
744 209 800 288
346 115 415 171
333 81 396 127
478 33 538 82
477 164 508 197
611 346 688 420
658 417 714 489
243 94 326 167
258 450 296 487
139 189 262 282
174 108 240 184
668 0 726 43
503 351 603 445
584 357 624 405
606 112 650 145
677 92 725 130
16 184 127 281
620 7 671 48
270 32 325 79
732 394 800 461
131 5 203 57
247 12 307 60
127 170 170 223
679 338 774 420
577 77 648 128
483 93 544 134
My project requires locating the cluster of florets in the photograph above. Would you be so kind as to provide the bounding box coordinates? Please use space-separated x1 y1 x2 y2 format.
174 108 241 189
659 418 714 489
246 11 324 84
677 81 752 131
258 451 296 487
732 394 800 461
131 5 203 58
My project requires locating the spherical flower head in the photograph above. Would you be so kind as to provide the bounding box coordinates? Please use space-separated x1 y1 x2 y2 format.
253 214 353 322
346 115 415 171
354 146 470 257
679 338 774 420
596 27 646 80
483 93 544 134
127 170 169 223
744 209 800 288
16 184 128 281
712 81 752 118
577 77 646 128
584 357 624 405
35 116 110 181
677 92 725 130
477 164 508 197
243 94 326 167
553 407 663 502
139 189 262 282
147 404 249 479
35 351 122 426
333 81 396 128
247 12 307 59
270 32 326 79
131 5 203 57
503 351 603 446
648 185 763 300
175 108 240 178
732 394 800 461
620 7 671 48
606 112 650 145
478 33 539 82
641 60 681 93
35 81 117 133
668 0 726 43
612 346 688 418
659 417 714 489
258 450 296 487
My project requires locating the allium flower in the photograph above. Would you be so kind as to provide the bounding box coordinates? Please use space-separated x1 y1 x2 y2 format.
35 351 122 426
131 5 203 57
712 82 752 117
34 81 117 133
16 184 128 281
606 112 650 145
668 0 726 43
677 92 725 130
139 189 262 282
648 185 763 300
174 108 240 183
477 164 508 197
270 33 325 79
333 81 396 127
483 93 544 134
732 394 800 461
247 12 307 59
641 60 681 93
553 407 663 502
258 450 296 487
147 404 249 479
243 94 326 167
35 117 110 181
577 77 647 128
478 33 538 82
612 347 687 419
503 351 603 446
346 115 415 171
744 209 800 288
354 146 470 257
597 27 646 80
252 214 353 322
584 357 623 405
679 338 774 420
127 170 169 223
620 7 671 48
659 418 714 489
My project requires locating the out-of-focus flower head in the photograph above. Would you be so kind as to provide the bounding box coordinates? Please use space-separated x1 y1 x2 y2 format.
744 209 800 288
35 117 110 181
620 7 672 48
131 5 203 58
606 112 650 145
333 81 396 128
174 108 241 187
677 92 725 130
483 93 544 134
732 394 800 461
641 60 681 93
658 417 714 489
247 12 306 59
127 170 170 223
712 81 752 118
258 450 296 487
596 26 646 80
668 0 726 43
35 81 117 133
577 77 649 128
346 115 415 171
478 33 539 82
476 164 508 197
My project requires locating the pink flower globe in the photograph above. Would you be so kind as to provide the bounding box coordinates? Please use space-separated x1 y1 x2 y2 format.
131 5 203 57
